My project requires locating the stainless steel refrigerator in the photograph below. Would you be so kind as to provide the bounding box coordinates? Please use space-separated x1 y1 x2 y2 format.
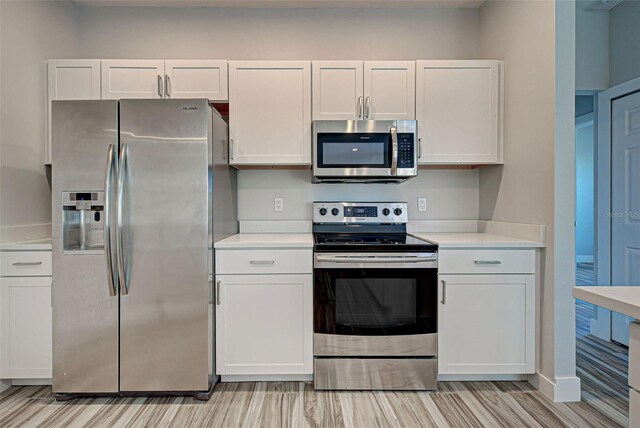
51 99 237 400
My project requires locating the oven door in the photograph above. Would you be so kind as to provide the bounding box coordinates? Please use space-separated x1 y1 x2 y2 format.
314 252 438 357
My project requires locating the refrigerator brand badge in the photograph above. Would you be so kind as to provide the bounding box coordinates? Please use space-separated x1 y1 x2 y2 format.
182 106 198 111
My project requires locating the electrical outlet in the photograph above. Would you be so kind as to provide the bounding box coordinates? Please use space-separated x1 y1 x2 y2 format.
418 198 427 212
274 197 284 212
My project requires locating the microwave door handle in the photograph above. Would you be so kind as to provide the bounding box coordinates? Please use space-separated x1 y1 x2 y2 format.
390 126 398 176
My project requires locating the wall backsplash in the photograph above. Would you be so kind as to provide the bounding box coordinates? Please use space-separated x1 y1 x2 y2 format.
237 169 479 221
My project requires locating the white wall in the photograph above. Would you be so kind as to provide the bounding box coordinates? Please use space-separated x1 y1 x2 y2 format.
238 170 479 221
478 0 579 401
609 0 640 87
0 0 79 242
78 7 479 60
575 1 609 91
575 119 594 263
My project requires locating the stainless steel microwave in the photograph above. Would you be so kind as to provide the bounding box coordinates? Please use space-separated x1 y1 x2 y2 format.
312 120 418 183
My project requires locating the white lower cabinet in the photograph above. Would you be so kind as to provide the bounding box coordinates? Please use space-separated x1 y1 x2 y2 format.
438 274 535 375
0 277 53 379
215 274 313 376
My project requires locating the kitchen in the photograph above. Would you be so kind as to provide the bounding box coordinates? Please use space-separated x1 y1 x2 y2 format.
0 0 638 427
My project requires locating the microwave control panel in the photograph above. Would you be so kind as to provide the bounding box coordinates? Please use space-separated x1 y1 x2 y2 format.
397 134 415 169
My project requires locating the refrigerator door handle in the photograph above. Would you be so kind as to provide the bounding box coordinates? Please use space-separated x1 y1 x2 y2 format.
117 143 129 295
104 144 118 296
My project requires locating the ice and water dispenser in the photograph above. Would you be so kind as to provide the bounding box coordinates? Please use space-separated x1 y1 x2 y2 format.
62 191 105 253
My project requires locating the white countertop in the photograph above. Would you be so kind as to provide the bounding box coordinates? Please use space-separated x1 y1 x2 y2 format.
0 238 52 251
411 233 545 248
574 286 640 319
214 234 314 249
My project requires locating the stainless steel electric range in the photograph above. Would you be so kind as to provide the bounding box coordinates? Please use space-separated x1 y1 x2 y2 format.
312 201 439 391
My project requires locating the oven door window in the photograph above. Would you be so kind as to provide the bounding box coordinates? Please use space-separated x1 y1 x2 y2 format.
314 268 437 336
316 133 390 168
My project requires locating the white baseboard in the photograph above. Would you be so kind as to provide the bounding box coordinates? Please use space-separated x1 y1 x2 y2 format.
478 220 546 243
439 374 528 382
10 378 52 386
576 255 594 263
221 374 313 382
529 373 581 402
0 223 51 243
0 379 11 392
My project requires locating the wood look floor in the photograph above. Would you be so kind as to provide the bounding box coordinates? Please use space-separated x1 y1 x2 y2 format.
1 263 630 428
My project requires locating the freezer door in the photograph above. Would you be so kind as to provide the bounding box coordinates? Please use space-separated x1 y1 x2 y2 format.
51 100 119 393
118 99 210 392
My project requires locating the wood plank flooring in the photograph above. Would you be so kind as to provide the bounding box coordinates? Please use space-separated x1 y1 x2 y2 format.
0 262 630 427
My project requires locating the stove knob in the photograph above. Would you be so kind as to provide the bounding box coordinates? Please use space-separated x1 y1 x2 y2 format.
331 208 340 216
394 208 403 216
319 208 327 216
382 208 390 216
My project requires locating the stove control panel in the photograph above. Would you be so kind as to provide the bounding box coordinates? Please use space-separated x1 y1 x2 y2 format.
313 202 408 224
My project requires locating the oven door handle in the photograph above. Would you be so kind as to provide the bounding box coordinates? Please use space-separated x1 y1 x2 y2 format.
316 255 437 264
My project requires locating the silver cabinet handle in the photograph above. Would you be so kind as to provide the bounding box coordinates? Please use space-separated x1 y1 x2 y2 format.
216 280 221 305
418 137 422 159
365 96 371 119
165 74 171 97
12 261 42 267
390 126 398 176
250 260 275 265
441 280 447 305
474 260 502 265
229 139 234 161
357 96 363 119
116 143 129 295
104 143 117 297
157 75 163 98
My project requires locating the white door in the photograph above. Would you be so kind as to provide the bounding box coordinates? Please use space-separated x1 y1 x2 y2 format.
46 59 101 164
611 91 640 346
164 60 228 100
215 274 313 375
363 61 415 120
0 277 52 379
312 61 363 120
101 59 165 100
416 60 502 165
438 274 535 374
229 61 312 165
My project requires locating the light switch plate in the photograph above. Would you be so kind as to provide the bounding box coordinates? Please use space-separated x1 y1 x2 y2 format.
274 197 284 212
418 198 427 212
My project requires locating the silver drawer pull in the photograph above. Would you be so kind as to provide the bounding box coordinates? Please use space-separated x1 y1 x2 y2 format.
250 260 275 265
474 260 502 265
12 261 43 267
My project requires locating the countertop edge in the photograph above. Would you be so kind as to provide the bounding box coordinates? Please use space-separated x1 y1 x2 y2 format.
574 286 640 319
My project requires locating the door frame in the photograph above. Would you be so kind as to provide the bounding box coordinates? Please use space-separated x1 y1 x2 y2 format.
592 76 640 341
575 112 595 265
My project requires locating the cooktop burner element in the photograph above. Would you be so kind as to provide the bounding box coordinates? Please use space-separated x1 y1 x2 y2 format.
312 202 437 252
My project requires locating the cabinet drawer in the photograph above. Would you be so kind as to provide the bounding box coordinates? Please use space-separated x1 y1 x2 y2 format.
439 249 534 274
1 252 52 277
216 249 312 274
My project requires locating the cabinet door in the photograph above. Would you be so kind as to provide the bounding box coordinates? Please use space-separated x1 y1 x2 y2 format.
438 274 534 375
1 277 52 379
229 61 312 165
416 60 502 165
363 61 415 120
312 61 363 120
215 274 313 375
101 59 165 100
164 60 228 100
46 59 101 164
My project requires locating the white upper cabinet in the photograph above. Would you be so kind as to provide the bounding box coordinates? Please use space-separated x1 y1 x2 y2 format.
363 61 415 120
46 59 101 164
312 61 363 120
101 59 165 100
164 60 228 100
312 60 415 121
229 61 312 166
416 60 503 165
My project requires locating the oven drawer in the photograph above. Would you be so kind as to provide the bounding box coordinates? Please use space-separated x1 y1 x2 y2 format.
314 333 436 357
216 249 312 274
1 251 52 277
438 249 535 274
314 358 437 390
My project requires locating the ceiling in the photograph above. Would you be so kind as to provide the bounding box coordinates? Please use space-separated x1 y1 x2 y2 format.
71 0 485 8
